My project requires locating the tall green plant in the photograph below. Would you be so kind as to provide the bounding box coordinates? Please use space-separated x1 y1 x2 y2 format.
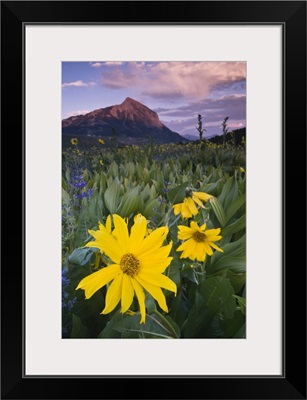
196 114 206 144
222 116 229 148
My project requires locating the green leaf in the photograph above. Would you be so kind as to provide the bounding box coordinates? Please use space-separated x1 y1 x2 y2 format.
225 194 246 223
143 198 160 218
221 214 246 237
62 187 70 206
183 276 236 337
210 235 246 273
209 197 227 227
233 295 246 315
104 178 121 213
167 181 189 205
70 314 90 338
218 176 234 207
68 248 95 267
199 276 236 319
223 176 238 212
117 187 140 218
208 269 246 293
220 310 245 338
99 310 179 339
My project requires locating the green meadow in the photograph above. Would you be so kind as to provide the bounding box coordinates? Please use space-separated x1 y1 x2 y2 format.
62 138 246 339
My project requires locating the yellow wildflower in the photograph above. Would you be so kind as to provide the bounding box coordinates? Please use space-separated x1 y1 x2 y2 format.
76 214 176 323
177 221 223 262
173 191 212 219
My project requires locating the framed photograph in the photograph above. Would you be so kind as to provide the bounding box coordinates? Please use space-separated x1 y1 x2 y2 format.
1 1 306 399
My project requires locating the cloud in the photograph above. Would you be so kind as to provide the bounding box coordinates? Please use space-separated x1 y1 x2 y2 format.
91 62 103 68
90 61 124 68
158 95 246 121
158 94 246 137
100 61 246 99
105 62 124 66
62 80 96 88
65 110 90 117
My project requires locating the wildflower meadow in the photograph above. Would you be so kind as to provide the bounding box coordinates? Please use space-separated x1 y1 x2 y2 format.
62 137 246 339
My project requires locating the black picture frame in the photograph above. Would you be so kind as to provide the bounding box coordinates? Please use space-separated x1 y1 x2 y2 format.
1 1 306 399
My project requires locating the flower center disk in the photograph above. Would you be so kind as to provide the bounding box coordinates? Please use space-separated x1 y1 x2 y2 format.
120 253 140 277
192 231 207 243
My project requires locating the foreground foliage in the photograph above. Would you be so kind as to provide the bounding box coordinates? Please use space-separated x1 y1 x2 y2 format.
62 140 246 339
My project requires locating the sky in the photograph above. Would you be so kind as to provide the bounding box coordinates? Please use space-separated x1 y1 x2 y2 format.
62 61 246 138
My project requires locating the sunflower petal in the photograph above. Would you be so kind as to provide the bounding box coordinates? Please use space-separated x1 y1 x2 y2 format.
140 256 173 273
177 225 194 240
102 273 123 314
186 197 198 216
138 272 177 295
76 264 120 299
173 204 182 215
85 230 122 263
129 214 147 253
136 226 168 256
135 276 169 313
131 278 146 323
192 191 212 202
105 215 112 234
113 214 129 253
206 228 222 236
192 195 205 208
180 199 193 219
210 242 224 252
121 274 134 313
203 242 213 256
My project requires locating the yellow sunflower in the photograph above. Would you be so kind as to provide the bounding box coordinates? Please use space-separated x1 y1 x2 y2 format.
76 214 176 323
177 221 223 262
173 191 212 219
98 138 105 145
71 138 78 145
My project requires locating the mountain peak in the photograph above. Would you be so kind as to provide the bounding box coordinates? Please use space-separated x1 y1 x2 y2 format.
62 98 187 144
121 97 142 107
123 97 135 103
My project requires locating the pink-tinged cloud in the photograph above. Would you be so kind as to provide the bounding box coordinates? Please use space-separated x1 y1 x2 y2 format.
91 61 124 68
62 80 96 88
105 61 124 66
100 62 246 99
65 110 91 117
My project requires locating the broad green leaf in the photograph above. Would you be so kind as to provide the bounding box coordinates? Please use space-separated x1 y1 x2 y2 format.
62 188 70 206
211 256 246 273
183 276 236 337
218 176 234 207
104 178 121 213
68 248 95 266
220 310 245 338
208 269 246 293
221 214 246 237
233 295 246 315
99 310 179 339
71 314 90 338
223 176 238 212
167 182 189 205
199 276 236 319
143 198 160 218
117 187 140 218
225 194 246 223
233 322 246 338
209 197 226 227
